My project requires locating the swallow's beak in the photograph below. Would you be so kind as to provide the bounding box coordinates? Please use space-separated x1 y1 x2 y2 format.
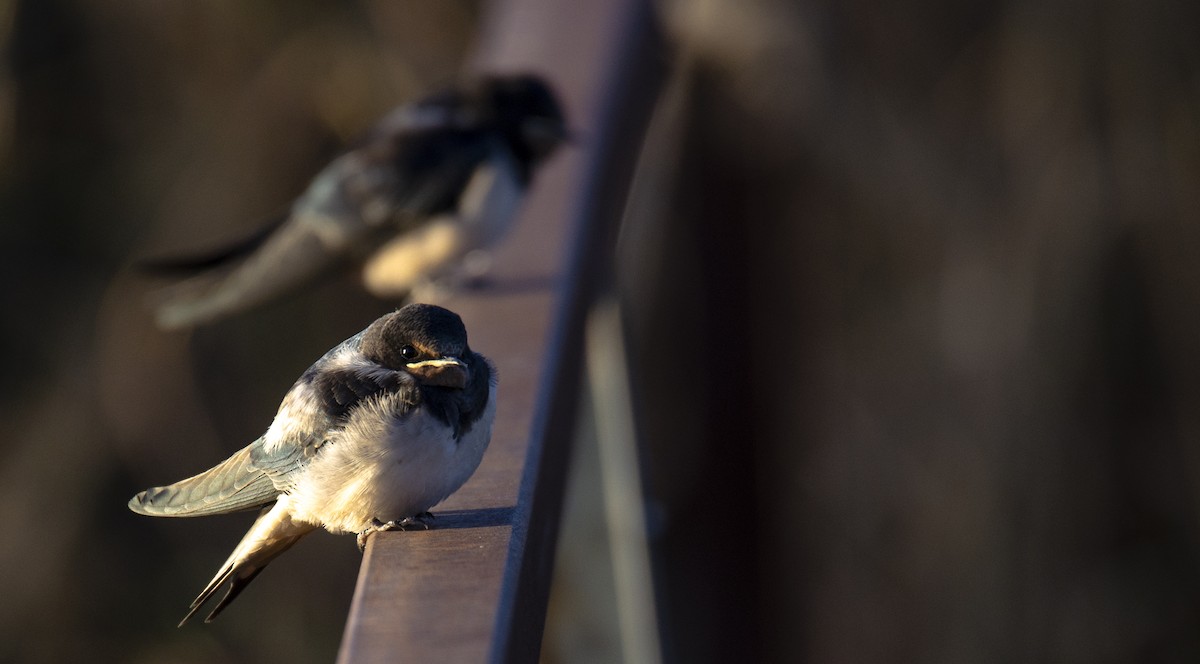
406 358 468 389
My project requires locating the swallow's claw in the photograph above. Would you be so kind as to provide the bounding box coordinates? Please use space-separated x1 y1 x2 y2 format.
387 512 435 531
356 513 436 552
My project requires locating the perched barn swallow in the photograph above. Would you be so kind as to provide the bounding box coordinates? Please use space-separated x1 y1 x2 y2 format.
148 74 566 329
128 303 496 625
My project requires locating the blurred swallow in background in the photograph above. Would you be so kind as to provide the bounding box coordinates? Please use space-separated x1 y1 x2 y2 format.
128 303 496 625
145 74 567 329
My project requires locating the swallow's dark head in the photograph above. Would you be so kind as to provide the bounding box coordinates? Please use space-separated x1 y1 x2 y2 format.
480 74 568 167
361 303 472 388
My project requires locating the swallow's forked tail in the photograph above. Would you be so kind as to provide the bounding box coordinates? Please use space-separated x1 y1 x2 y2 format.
179 497 317 626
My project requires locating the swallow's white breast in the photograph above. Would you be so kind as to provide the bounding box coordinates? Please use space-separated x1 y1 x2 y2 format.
286 387 496 534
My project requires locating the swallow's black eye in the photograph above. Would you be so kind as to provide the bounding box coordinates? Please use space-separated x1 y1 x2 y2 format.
399 345 420 361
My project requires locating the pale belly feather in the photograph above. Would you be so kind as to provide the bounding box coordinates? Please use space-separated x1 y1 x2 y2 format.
287 390 495 534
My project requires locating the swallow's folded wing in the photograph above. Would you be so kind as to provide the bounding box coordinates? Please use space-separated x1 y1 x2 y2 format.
128 441 295 517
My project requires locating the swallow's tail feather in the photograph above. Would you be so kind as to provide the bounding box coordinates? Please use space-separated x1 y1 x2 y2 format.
138 213 290 275
180 498 317 625
128 443 280 517
149 206 378 330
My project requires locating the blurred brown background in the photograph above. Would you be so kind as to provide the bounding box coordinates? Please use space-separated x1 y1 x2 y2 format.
623 1 1200 662
2 0 1200 662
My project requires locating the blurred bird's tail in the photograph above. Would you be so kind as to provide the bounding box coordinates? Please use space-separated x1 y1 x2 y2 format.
179 498 317 626
137 213 289 275
139 208 370 330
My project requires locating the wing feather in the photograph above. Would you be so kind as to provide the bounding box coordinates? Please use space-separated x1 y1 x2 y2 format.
128 443 289 517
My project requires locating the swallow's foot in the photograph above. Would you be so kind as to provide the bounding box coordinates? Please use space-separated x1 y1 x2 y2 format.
386 512 435 531
356 513 436 552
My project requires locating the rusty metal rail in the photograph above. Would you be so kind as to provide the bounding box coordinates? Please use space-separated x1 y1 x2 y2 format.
335 1 663 661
